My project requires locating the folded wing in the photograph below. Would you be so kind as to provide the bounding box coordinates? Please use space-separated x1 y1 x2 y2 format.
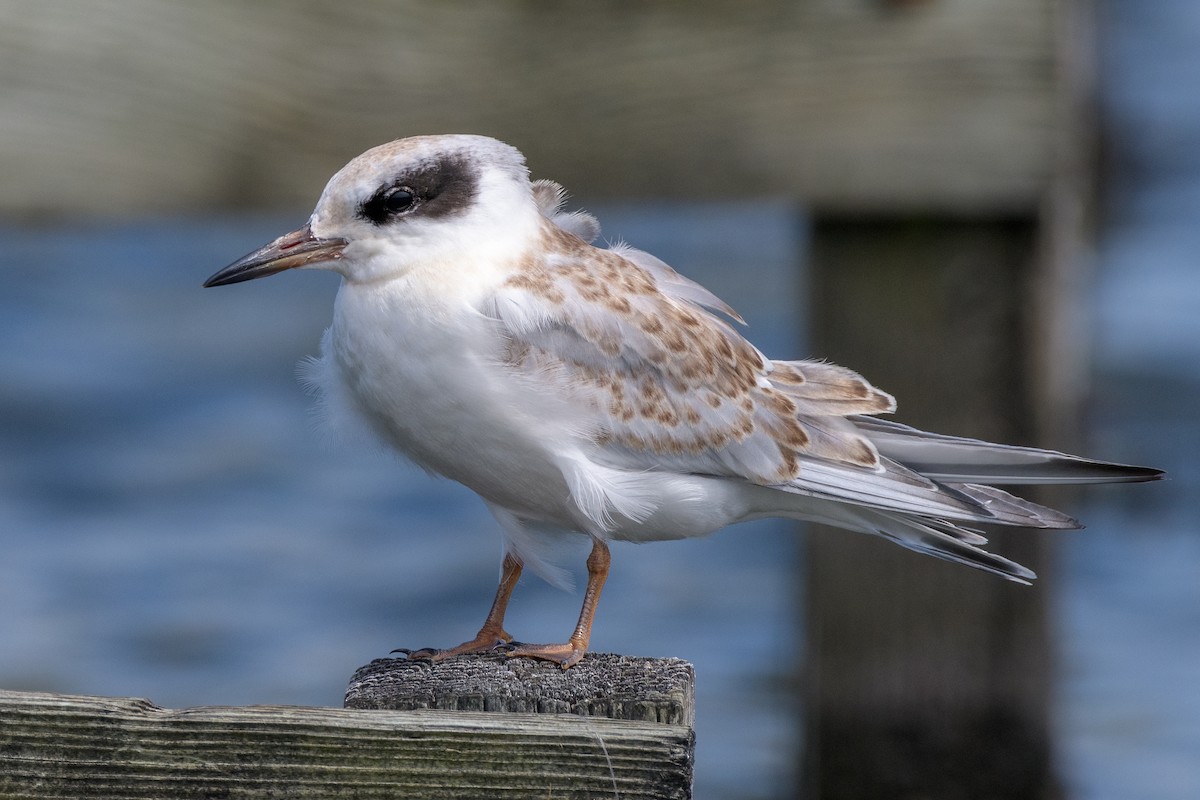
484 207 1161 582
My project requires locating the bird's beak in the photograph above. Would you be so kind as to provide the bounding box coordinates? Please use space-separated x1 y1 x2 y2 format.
203 224 348 287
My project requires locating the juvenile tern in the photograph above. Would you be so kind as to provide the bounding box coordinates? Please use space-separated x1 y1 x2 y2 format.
205 134 1161 667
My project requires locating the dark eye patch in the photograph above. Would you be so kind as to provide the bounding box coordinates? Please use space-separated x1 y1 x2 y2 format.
357 154 479 226
358 183 417 225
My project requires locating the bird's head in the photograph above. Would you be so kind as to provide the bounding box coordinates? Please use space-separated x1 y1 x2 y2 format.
204 134 539 287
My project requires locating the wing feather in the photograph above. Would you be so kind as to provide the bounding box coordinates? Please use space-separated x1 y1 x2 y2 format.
486 221 902 489
853 416 1163 484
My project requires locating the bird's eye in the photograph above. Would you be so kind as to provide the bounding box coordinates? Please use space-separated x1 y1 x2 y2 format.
358 184 421 225
383 187 417 214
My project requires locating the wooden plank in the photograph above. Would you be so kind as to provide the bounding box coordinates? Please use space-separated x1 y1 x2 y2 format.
0 680 694 799
799 216 1057 798
2 0 1058 215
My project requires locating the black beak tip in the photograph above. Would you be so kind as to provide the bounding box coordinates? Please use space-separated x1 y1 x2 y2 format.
202 270 237 288
202 269 240 288
202 255 281 288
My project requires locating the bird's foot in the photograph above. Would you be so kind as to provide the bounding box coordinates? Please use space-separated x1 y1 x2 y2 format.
392 629 513 662
499 641 587 669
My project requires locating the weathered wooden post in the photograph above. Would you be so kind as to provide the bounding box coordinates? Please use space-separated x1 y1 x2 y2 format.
801 219 1059 798
344 654 694 725
0 656 696 799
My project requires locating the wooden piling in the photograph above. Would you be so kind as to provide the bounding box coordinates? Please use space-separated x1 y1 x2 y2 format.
801 217 1058 799
799 1 1094 795
345 653 695 725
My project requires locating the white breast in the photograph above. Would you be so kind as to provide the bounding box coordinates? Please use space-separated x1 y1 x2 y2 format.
317 276 582 523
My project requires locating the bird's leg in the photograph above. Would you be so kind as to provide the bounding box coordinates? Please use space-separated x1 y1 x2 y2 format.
505 537 610 669
396 552 523 661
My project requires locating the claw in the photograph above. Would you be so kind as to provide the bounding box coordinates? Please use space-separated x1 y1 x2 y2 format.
390 647 440 661
389 635 513 663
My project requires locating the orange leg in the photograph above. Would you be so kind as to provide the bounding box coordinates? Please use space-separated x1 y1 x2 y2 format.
505 537 610 669
397 552 523 661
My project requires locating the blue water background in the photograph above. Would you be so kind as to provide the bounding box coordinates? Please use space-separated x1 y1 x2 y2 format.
1053 3 1200 797
2 4 1199 797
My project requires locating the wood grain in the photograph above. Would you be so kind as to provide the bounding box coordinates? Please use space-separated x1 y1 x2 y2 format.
345 653 696 727
0 681 695 799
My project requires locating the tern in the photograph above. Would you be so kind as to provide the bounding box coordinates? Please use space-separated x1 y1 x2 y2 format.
205 134 1161 667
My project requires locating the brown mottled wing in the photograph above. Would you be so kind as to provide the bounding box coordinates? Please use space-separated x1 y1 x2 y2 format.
486 225 895 486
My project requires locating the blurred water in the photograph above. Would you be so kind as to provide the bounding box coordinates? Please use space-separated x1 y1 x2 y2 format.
1052 4 1200 797
1056 194 1200 798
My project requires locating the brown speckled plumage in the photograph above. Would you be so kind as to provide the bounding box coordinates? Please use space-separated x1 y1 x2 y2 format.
496 201 893 486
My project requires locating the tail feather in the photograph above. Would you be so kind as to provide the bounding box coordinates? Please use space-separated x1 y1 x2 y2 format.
952 484 1081 529
774 495 1038 583
854 417 1164 485
777 456 1091 531
762 415 1165 583
871 511 1037 584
